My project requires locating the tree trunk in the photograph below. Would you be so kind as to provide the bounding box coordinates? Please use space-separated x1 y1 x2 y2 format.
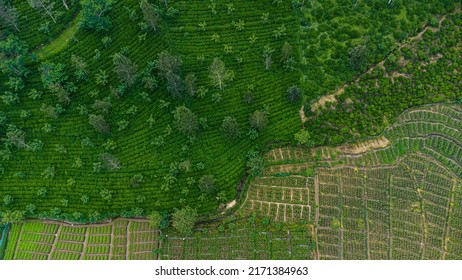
62 0 69 10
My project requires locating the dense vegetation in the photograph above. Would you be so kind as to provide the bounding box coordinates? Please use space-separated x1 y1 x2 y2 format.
0 0 301 222
0 0 461 257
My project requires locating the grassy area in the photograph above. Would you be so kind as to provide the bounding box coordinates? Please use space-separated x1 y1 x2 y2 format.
35 13 83 60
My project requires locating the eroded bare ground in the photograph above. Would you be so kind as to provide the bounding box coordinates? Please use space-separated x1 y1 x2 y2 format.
338 136 390 155
304 12 451 119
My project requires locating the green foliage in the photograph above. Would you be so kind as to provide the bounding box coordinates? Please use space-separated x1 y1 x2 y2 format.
147 211 162 228
348 45 369 72
80 0 113 32
0 35 29 76
221 117 241 142
250 110 269 132
294 129 313 146
173 106 199 137
246 150 264 176
1 210 24 224
172 206 198 235
113 52 138 86
286 85 301 103
198 175 217 195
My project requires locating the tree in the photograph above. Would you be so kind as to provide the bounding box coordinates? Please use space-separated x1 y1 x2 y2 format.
280 41 293 63
209 58 234 90
80 0 112 32
28 0 56 23
173 106 199 137
71 55 89 81
172 206 198 235
113 52 138 86
222 117 241 141
198 175 217 195
147 211 162 228
349 45 369 72
0 1 20 31
101 153 121 170
156 51 183 98
250 110 269 132
140 0 160 32
4 126 30 150
185 73 197 97
0 35 29 76
1 210 24 224
89 114 110 134
39 62 67 88
294 129 314 146
286 85 301 103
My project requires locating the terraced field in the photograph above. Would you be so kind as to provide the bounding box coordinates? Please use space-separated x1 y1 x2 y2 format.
3 219 160 260
2 217 312 260
240 104 462 259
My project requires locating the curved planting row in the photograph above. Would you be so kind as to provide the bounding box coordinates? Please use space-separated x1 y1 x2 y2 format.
240 104 462 259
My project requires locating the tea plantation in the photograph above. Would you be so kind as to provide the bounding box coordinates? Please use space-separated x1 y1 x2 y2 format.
1 0 461 260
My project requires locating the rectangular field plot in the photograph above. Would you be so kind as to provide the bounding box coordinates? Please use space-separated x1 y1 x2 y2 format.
161 224 311 260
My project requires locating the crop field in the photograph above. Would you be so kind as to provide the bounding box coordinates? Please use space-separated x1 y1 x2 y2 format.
3 219 160 260
1 0 462 262
2 218 311 260
241 104 462 259
0 0 302 221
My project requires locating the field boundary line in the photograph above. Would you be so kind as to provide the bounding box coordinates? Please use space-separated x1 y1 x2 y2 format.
12 223 24 259
48 224 61 260
81 227 89 260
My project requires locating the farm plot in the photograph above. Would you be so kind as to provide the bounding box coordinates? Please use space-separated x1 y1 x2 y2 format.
241 104 462 259
3 219 159 260
160 220 312 260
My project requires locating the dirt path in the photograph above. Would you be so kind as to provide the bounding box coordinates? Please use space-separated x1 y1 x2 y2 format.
363 172 371 259
442 179 457 260
48 225 62 260
108 223 114 260
126 220 132 260
80 227 89 260
388 175 393 260
314 175 320 260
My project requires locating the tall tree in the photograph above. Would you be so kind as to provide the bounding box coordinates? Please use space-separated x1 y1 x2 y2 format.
172 206 198 235
89 114 110 134
80 0 113 32
173 106 199 137
140 0 160 32
209 58 234 90
4 125 30 150
0 1 20 31
222 116 241 142
250 110 269 132
28 0 56 23
0 35 29 76
156 51 183 98
113 53 138 86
